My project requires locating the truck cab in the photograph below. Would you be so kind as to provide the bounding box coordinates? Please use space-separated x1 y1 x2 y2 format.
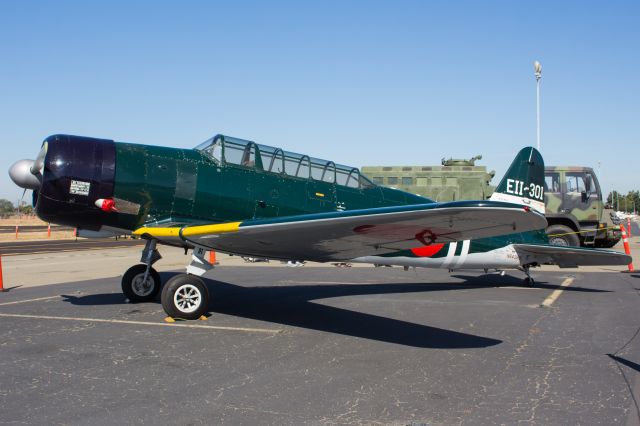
544 167 620 247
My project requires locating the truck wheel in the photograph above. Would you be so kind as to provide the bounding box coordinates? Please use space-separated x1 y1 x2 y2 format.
546 224 580 247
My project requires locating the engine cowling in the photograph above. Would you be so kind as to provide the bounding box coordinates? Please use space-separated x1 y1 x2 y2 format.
35 134 116 230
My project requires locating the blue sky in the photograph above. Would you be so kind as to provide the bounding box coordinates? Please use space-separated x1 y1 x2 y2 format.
1 0 638 203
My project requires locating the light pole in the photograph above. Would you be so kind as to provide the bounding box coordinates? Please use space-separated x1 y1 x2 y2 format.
534 60 542 151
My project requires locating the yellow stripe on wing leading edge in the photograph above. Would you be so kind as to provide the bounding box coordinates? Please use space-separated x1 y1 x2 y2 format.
182 222 241 237
132 227 181 238
132 222 241 238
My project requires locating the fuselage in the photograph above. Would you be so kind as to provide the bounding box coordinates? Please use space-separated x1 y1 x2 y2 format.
28 134 547 265
33 134 428 232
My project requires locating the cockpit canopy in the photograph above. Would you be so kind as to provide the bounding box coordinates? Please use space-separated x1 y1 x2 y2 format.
195 134 375 189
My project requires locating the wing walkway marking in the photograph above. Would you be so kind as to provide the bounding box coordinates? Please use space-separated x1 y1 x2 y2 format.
0 313 282 334
540 277 574 307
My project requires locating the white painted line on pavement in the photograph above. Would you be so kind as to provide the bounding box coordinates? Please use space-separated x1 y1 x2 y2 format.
0 295 61 306
541 277 574 307
0 313 282 333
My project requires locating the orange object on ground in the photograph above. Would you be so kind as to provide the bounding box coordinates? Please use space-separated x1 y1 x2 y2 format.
0 254 5 292
209 250 216 265
628 217 632 237
47 224 51 238
620 224 634 272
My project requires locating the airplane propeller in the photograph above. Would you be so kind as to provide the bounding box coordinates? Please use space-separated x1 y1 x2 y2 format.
8 142 47 191
30 142 47 176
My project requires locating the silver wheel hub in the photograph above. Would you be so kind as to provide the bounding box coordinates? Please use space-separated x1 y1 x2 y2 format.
132 273 155 296
549 237 569 247
174 283 202 313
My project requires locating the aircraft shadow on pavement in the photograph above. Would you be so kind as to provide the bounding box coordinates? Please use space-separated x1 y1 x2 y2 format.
61 293 126 306
169 272 513 349
60 272 514 349
607 354 640 374
59 271 610 347
62 270 608 348
451 274 611 293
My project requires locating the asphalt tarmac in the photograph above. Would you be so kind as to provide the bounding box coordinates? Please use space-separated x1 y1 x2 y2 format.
1 266 639 425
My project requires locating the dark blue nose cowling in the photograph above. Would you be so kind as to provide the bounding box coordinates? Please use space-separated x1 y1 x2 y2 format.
35 134 116 230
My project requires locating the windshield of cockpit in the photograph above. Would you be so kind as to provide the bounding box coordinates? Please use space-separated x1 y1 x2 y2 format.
194 134 377 189
194 136 223 163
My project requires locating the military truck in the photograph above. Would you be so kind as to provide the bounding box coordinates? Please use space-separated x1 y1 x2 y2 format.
362 159 621 248
361 155 495 202
544 167 621 247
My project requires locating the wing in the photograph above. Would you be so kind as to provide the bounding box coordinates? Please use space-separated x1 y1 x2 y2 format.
513 244 632 268
134 201 546 261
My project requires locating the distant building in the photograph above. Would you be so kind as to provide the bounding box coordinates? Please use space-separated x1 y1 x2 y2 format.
361 155 495 202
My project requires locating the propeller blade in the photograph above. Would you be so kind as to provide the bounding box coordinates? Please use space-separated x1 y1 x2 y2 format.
30 141 48 176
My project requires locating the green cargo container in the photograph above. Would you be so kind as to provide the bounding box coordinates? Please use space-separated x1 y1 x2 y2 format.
361 155 495 202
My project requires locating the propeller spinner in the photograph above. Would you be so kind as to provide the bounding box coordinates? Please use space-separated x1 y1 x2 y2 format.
8 142 48 190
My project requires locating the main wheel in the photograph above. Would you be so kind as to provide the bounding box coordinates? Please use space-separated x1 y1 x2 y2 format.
161 274 209 320
523 276 535 287
546 224 580 247
122 264 162 303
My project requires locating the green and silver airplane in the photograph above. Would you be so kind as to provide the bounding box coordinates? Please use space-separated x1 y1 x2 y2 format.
8 134 628 320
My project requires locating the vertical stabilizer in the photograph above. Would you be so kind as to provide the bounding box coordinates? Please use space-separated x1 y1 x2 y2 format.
490 147 545 214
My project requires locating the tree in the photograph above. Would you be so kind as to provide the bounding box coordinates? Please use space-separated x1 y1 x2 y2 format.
18 203 33 215
607 191 620 209
607 190 640 213
0 199 15 217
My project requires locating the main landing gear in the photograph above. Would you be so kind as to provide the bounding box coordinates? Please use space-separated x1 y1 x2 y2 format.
521 265 535 287
161 274 209 320
121 240 214 320
121 239 162 303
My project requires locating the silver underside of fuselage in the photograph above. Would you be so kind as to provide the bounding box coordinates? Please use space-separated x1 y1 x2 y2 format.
352 244 522 270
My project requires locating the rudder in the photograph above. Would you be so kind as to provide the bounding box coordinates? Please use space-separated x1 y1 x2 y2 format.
490 147 545 214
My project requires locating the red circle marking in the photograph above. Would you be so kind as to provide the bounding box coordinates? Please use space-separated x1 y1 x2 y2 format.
410 243 445 257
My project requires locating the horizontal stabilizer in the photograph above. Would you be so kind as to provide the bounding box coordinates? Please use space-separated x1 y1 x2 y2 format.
513 244 631 268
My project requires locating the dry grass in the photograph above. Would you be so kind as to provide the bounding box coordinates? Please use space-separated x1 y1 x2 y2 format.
0 215 76 242
0 215 47 226
0 230 78 242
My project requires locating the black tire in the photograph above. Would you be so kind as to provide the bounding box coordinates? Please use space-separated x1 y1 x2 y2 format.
161 274 209 320
546 224 580 247
523 277 535 287
121 264 161 303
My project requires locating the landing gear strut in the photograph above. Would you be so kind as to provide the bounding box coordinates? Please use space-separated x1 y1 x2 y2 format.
120 242 214 319
522 265 535 287
121 239 162 302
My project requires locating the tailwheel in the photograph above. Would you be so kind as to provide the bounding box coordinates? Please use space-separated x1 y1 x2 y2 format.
122 264 162 303
161 274 209 320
